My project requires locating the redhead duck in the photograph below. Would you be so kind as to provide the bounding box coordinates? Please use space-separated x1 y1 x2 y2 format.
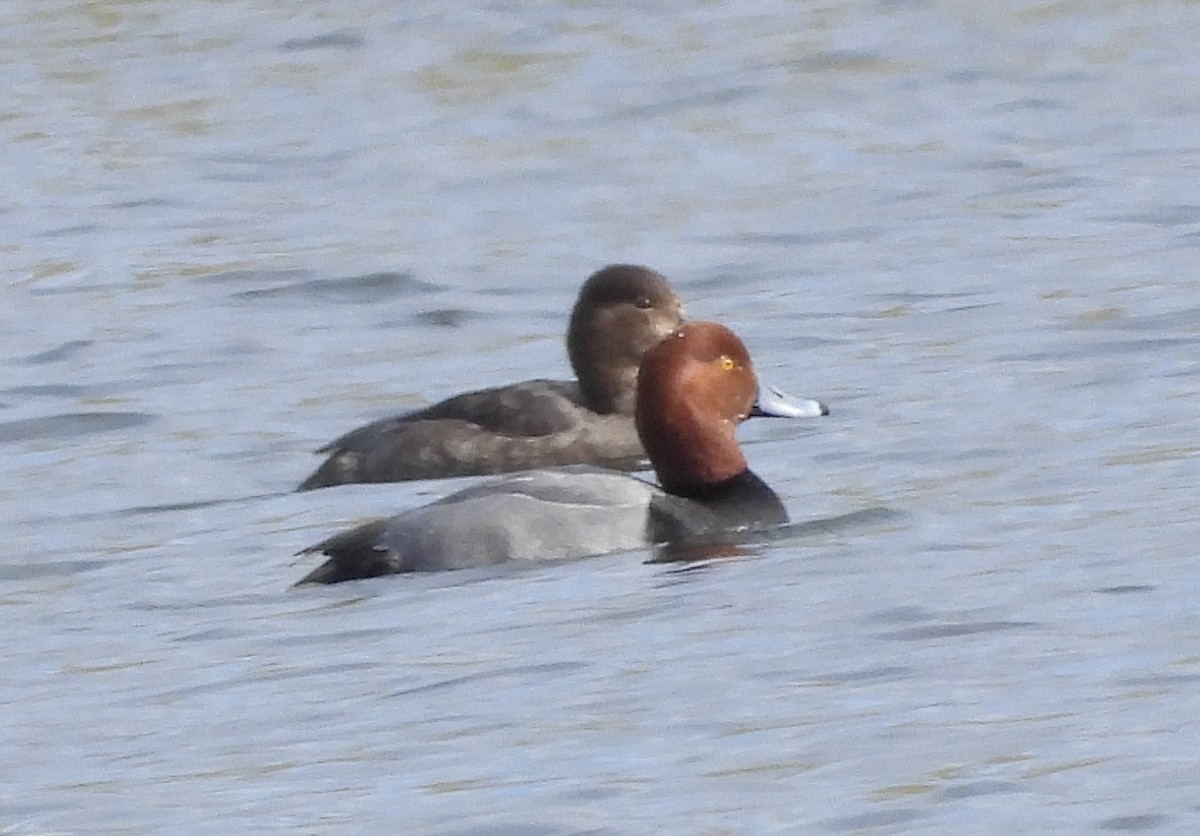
295 321 823 585
297 264 686 490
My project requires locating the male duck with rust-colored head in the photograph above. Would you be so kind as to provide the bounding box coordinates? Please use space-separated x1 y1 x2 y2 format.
295 321 825 584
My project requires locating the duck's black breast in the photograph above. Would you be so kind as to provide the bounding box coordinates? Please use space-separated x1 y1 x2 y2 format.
647 469 788 544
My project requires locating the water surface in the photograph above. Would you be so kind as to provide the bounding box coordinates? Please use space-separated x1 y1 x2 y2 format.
3 0 1200 832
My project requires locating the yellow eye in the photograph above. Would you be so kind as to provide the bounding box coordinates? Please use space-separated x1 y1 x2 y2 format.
719 356 735 371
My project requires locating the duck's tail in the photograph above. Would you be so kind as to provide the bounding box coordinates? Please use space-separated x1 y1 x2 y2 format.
296 448 362 491
293 518 399 585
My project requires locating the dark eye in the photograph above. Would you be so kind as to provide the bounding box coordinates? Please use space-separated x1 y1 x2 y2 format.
634 296 653 309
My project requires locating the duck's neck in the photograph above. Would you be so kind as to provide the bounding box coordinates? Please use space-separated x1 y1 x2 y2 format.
577 363 636 415
648 414 748 497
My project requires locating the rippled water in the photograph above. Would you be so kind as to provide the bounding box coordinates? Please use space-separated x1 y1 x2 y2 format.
4 0 1200 832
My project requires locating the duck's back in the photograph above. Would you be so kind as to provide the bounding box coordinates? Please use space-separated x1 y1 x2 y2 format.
296 466 658 583
297 381 644 489
405 379 588 436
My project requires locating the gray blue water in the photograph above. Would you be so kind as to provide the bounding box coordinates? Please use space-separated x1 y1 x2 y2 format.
4 1 1200 832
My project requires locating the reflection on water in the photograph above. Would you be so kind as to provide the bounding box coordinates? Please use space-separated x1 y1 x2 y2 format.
651 507 902 564
0 411 154 443
3 0 1200 832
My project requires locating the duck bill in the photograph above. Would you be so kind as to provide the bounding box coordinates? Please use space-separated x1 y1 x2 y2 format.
750 384 829 418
